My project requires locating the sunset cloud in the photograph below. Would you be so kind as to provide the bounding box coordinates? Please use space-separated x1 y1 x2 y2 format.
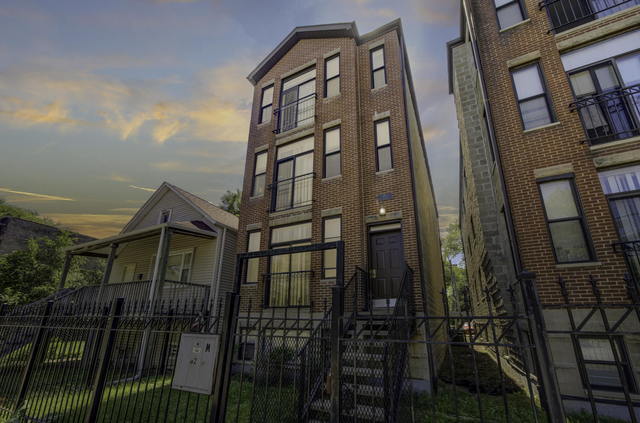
105 173 132 183
128 184 157 193
150 160 244 175
0 188 75 202
411 0 459 24
45 213 133 238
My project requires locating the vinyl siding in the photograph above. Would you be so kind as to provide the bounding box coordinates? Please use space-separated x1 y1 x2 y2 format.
130 190 207 231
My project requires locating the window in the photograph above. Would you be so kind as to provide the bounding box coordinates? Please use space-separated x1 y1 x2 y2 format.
121 264 136 282
259 85 273 124
494 0 525 29
325 54 340 98
237 341 256 361
370 46 386 89
252 151 267 197
269 222 312 307
374 119 392 172
158 209 172 224
152 249 193 282
246 231 261 284
273 137 314 211
578 336 637 392
511 63 553 130
323 216 341 279
569 52 640 144
279 67 316 132
324 126 341 178
538 177 593 263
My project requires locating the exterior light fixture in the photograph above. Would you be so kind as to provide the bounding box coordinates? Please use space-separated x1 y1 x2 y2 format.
379 207 386 216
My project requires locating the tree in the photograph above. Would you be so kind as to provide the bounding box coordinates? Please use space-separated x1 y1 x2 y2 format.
220 189 241 216
441 220 467 313
0 232 103 304
0 197 55 226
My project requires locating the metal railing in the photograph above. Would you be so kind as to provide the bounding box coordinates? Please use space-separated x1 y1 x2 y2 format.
269 172 314 212
614 239 640 287
571 83 640 145
540 0 639 32
273 93 316 134
264 270 313 308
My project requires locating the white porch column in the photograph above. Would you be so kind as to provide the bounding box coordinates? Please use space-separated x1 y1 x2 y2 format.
148 227 172 303
97 243 118 303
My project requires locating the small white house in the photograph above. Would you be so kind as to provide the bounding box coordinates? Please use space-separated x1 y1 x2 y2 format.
61 182 238 306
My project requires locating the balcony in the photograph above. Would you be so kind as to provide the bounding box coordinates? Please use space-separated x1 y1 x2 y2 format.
540 0 639 33
264 270 313 308
571 83 640 145
273 93 316 134
269 172 314 213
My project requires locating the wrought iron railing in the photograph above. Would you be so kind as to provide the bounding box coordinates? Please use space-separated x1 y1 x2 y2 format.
269 172 314 212
273 93 316 134
613 240 640 287
540 0 639 33
264 270 313 308
570 83 640 145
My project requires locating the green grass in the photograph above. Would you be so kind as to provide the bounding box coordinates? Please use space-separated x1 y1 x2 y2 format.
1 338 85 365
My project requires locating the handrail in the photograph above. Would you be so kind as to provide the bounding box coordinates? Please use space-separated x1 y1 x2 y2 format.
273 93 316 134
269 172 314 212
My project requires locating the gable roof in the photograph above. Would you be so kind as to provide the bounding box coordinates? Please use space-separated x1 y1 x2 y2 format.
120 182 238 234
247 19 403 86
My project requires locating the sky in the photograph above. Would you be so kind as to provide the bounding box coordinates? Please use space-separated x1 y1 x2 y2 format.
0 0 460 238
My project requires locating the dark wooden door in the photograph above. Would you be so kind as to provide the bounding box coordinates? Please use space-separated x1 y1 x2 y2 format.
369 230 404 301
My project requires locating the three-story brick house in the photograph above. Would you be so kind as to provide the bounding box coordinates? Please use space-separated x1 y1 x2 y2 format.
236 19 445 387
449 0 640 418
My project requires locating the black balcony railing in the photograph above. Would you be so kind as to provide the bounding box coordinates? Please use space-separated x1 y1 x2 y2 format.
540 0 639 33
269 172 314 212
264 270 313 308
614 240 640 286
273 93 316 134
571 83 640 145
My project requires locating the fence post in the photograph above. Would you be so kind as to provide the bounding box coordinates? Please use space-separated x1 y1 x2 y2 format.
519 272 566 422
85 297 124 423
330 285 343 423
15 300 53 410
210 291 240 423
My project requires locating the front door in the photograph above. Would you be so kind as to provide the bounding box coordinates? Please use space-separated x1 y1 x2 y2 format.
369 230 404 308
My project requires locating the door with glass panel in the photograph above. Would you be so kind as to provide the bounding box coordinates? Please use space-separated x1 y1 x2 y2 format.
273 137 314 212
279 67 316 132
599 165 640 282
570 60 639 143
268 223 312 307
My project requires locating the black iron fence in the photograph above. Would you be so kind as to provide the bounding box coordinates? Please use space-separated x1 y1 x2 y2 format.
540 0 640 33
273 93 316 134
571 83 640 145
269 172 314 212
264 270 313 308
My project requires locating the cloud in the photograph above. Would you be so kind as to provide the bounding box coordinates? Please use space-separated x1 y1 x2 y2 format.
44 213 133 238
150 160 244 175
411 0 459 24
423 125 448 143
104 173 132 183
0 58 251 144
128 184 157 193
109 207 141 213
0 187 75 202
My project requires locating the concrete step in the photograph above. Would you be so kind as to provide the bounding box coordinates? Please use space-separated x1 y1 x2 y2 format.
311 399 385 422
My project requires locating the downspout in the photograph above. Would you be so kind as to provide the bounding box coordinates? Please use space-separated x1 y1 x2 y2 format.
212 227 227 311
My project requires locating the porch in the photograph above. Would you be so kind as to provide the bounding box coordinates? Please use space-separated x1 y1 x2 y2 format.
61 221 221 306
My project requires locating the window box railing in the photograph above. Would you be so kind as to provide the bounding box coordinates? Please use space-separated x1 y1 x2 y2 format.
264 270 313 308
613 240 640 286
269 172 314 212
571 83 640 145
273 93 316 134
540 0 639 33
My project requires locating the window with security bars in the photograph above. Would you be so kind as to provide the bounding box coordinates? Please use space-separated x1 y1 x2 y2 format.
323 216 341 279
538 177 594 263
268 222 312 307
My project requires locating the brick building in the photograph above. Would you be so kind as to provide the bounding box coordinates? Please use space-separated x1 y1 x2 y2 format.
236 20 445 386
449 0 640 418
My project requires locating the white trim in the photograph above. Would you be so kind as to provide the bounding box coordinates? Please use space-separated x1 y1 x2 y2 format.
499 18 531 34
560 29 640 71
522 121 561 134
149 247 195 283
158 208 172 224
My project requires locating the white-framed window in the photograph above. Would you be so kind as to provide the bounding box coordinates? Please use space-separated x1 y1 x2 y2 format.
151 248 194 282
158 209 172 224
121 263 136 282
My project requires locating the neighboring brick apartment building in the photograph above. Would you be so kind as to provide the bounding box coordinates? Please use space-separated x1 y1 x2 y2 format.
449 0 640 418
236 19 444 383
